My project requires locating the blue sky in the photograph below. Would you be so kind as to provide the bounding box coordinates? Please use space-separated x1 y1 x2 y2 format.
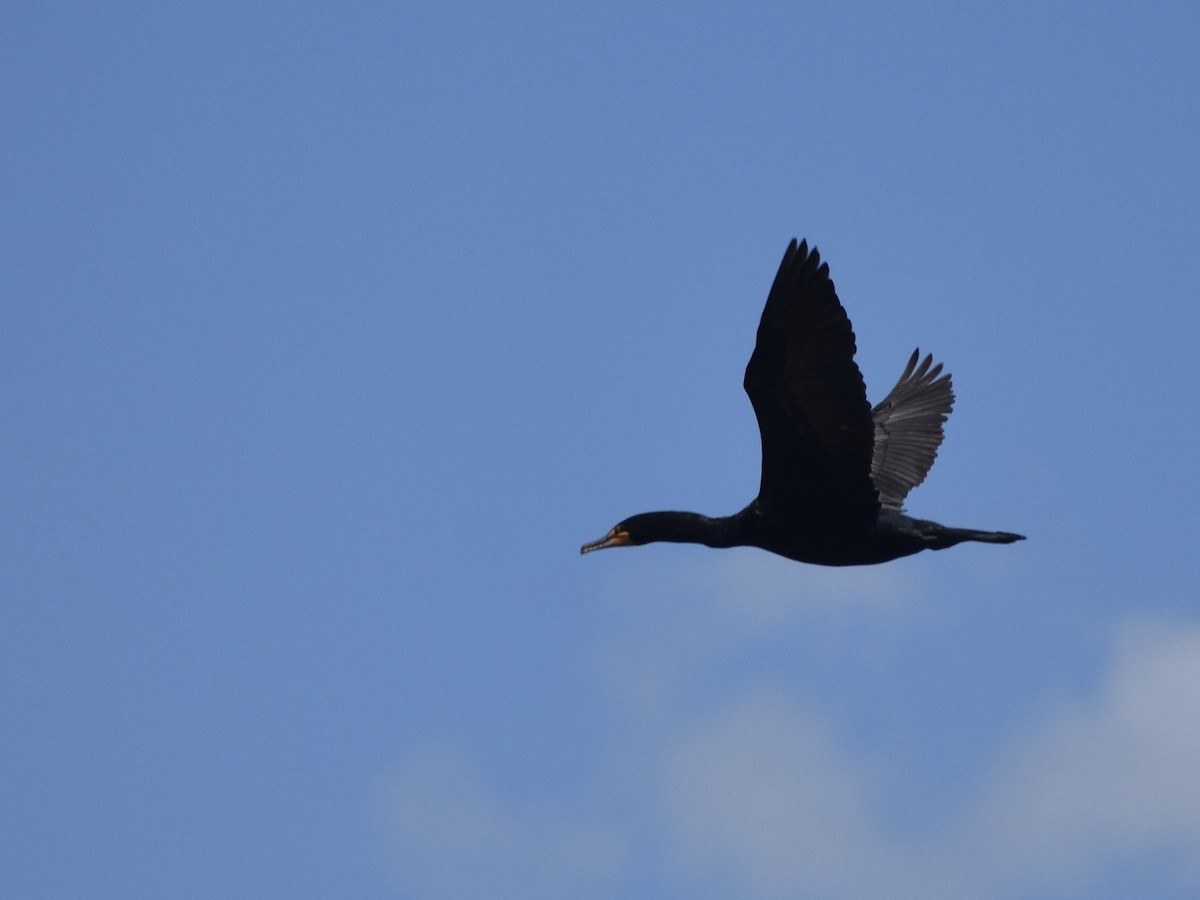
4 2 1199 897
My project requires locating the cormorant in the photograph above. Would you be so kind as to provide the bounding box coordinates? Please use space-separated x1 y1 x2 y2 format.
581 239 1024 566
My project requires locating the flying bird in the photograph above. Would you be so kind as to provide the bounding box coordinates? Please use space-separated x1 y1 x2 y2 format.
581 239 1024 566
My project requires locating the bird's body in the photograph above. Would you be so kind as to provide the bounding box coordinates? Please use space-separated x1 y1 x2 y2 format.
581 239 1024 566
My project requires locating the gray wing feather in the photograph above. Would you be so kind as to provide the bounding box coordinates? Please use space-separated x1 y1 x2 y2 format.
870 349 954 509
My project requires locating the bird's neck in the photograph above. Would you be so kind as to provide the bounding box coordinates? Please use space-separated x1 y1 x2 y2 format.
637 511 741 549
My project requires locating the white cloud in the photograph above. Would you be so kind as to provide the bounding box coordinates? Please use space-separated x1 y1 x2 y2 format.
657 618 1200 899
971 621 1200 894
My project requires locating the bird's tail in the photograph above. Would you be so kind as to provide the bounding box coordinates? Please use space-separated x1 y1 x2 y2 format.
926 524 1026 550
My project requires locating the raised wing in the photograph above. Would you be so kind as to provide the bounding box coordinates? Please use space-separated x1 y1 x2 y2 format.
870 349 954 509
743 239 878 523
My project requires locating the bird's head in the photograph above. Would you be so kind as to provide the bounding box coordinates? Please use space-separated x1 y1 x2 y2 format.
580 512 720 554
579 518 637 554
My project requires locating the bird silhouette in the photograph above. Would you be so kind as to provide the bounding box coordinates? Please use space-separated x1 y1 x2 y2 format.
581 238 1024 566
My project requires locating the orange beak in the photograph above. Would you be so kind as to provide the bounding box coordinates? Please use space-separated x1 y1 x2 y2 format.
580 528 632 554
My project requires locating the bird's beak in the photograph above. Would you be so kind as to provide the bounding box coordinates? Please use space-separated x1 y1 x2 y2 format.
580 528 631 555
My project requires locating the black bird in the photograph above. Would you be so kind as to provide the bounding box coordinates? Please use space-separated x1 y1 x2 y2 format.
581 239 1024 566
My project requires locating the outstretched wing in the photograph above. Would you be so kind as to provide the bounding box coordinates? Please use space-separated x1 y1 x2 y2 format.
870 349 954 509
743 239 878 523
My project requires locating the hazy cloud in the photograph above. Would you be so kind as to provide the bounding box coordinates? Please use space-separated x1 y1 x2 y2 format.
594 552 923 721
662 687 924 899
379 746 626 900
380 554 1200 899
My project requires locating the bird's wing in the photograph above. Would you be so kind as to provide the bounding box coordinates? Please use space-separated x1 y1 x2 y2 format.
870 349 954 509
743 239 879 522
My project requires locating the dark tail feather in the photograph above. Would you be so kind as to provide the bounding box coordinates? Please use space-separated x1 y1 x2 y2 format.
929 526 1026 549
